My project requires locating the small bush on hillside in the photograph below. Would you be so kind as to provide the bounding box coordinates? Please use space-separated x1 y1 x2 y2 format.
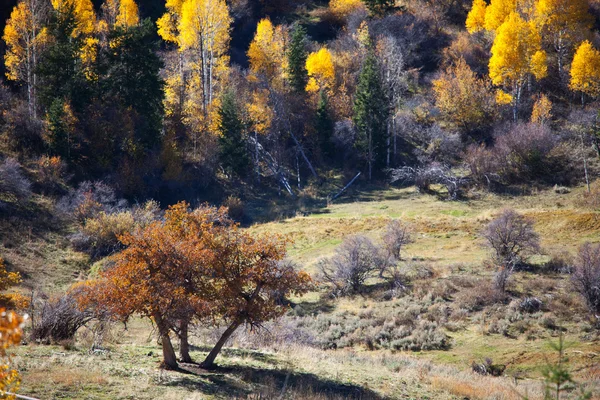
224 195 245 221
572 243 600 325
36 155 68 194
57 181 126 224
319 235 385 295
72 200 161 259
32 293 94 343
0 158 32 202
455 282 507 311
545 251 574 274
483 209 540 291
382 220 413 262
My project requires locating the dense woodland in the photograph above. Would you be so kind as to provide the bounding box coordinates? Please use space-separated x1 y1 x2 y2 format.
1 0 600 398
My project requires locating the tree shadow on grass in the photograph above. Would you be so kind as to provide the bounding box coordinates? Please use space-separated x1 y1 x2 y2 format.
168 363 389 399
187 345 280 365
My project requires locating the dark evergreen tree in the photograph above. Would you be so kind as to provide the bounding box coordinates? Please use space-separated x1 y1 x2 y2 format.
353 49 388 181
103 19 164 151
37 3 89 112
218 91 250 177
316 90 333 159
287 24 308 93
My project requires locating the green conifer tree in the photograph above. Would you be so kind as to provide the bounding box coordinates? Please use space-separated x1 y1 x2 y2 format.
363 0 395 16
353 48 388 181
316 90 333 159
287 24 308 93
218 91 250 177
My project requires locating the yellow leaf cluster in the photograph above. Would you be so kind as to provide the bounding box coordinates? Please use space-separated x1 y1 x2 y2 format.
484 0 517 31
433 58 495 130
157 0 185 44
495 89 513 105
489 12 546 87
329 0 365 18
570 41 600 98
530 94 552 124
0 308 24 400
305 47 335 93
246 89 273 135
247 18 287 86
466 0 487 33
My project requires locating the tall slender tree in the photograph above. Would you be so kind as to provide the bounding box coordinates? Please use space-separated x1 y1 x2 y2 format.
218 90 249 177
3 0 49 119
286 24 308 93
353 47 388 181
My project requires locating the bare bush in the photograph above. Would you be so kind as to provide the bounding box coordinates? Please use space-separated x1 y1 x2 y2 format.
319 235 385 295
572 243 600 323
32 293 94 343
484 209 540 269
382 220 413 261
0 158 32 202
36 155 68 194
57 181 127 223
484 210 540 291
224 195 245 221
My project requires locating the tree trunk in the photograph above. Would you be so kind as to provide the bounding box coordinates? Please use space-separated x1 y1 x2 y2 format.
154 314 178 370
200 320 242 369
179 319 192 363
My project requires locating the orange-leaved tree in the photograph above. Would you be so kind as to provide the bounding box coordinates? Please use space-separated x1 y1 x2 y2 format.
74 202 311 370
0 259 29 311
199 224 312 369
73 202 224 368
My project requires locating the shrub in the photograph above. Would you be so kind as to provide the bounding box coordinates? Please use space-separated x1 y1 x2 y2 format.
572 243 600 324
381 219 413 262
518 297 543 313
471 358 506 376
455 282 507 311
483 209 540 291
36 155 67 194
32 294 93 343
224 195 245 221
73 201 161 259
57 181 126 224
319 235 385 295
0 158 32 202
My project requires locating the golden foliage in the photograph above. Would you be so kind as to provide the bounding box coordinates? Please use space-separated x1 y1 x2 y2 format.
433 58 495 131
0 259 28 311
495 89 513 105
0 309 24 400
466 0 487 33
329 0 365 18
247 18 287 86
570 41 600 98
489 12 546 88
530 94 552 124
305 48 335 93
2 1 47 83
246 89 273 135
114 0 140 28
484 0 517 31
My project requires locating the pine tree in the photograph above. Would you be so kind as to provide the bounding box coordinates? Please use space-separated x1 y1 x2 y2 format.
218 91 249 177
103 19 165 150
353 48 388 181
316 90 333 159
287 24 308 93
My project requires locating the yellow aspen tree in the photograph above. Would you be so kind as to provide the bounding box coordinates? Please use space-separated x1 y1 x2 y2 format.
433 58 496 132
179 0 232 117
329 0 365 18
530 94 552 124
2 0 48 119
157 0 185 45
489 12 547 120
534 0 593 78
484 0 517 31
305 48 335 93
247 18 287 87
466 0 487 33
570 41 600 102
